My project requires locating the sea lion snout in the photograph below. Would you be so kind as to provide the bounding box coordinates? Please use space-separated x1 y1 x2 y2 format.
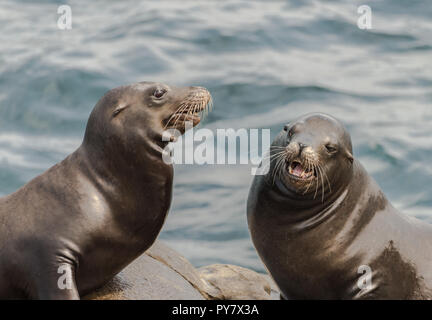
163 86 212 132
286 141 315 157
285 141 318 166
284 142 318 182
298 143 307 152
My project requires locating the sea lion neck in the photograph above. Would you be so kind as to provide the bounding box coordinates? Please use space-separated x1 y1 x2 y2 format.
74 142 172 201
265 171 351 227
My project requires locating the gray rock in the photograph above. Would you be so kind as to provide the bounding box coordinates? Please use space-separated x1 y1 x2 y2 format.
198 264 279 300
84 241 279 300
84 252 205 300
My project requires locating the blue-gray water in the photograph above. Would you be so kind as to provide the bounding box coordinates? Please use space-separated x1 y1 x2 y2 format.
0 0 431 272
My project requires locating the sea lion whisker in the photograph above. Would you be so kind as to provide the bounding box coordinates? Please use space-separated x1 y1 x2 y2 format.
318 165 325 202
164 104 186 129
265 150 287 160
165 102 190 129
259 151 287 174
271 156 283 185
321 165 332 193
259 150 287 165
262 150 286 171
276 153 287 182
173 102 192 129
313 164 320 200
273 157 285 185
303 160 314 194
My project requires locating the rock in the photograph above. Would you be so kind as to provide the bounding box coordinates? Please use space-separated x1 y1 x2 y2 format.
84 241 279 300
262 274 283 300
145 241 220 299
84 252 205 300
198 264 278 300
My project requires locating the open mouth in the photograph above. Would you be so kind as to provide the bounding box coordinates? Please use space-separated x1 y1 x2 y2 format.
287 160 316 180
175 105 206 122
170 107 204 127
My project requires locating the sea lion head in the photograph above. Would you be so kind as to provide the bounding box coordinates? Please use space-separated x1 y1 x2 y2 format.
270 113 354 199
82 81 212 161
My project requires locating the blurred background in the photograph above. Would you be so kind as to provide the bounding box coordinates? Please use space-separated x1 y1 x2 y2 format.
0 0 431 272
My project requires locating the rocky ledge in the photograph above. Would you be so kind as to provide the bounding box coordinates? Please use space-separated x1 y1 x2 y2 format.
84 241 279 300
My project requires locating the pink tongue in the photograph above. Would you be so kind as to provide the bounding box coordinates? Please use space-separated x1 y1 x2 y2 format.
293 164 303 176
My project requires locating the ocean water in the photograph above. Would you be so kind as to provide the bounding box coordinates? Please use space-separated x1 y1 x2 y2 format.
0 0 431 272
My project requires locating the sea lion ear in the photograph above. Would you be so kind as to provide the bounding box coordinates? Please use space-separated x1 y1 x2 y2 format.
346 150 354 163
112 104 129 117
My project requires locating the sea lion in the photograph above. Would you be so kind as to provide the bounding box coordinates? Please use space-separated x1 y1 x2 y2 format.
0 81 212 299
247 113 432 299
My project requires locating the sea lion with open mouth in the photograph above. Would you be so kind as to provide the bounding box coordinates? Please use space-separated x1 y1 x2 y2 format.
0 81 212 299
247 113 432 299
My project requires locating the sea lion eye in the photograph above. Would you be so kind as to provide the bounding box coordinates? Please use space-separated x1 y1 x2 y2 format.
153 88 166 99
325 144 338 154
288 129 294 137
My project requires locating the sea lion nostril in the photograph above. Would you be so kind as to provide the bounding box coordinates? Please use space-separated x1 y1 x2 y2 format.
153 88 166 98
298 143 307 152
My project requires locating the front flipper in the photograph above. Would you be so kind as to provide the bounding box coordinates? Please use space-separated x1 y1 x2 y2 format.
33 263 79 300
